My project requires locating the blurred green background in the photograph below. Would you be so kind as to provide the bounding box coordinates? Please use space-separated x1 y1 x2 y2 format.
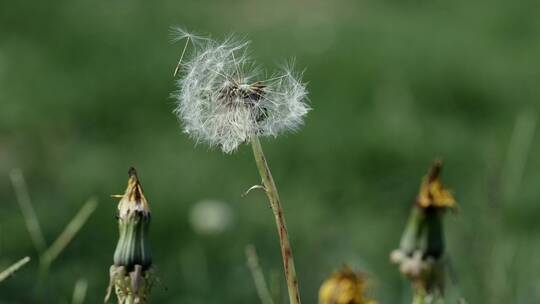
1 0 539 303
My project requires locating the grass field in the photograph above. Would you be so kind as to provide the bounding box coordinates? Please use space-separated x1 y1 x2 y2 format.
1 0 539 303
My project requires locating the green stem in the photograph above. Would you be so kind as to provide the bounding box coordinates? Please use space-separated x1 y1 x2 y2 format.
413 292 425 304
0 256 31 282
120 294 142 304
126 294 135 304
413 289 445 304
250 135 301 304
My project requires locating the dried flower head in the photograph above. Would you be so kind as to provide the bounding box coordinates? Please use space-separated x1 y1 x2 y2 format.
391 161 456 295
173 29 309 153
416 160 456 209
319 267 376 304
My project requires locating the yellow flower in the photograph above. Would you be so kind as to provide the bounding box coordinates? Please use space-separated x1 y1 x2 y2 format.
319 267 376 304
416 160 456 209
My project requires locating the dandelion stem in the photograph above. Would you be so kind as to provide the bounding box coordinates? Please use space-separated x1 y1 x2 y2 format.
0 256 31 283
125 294 136 304
245 245 275 304
250 135 301 304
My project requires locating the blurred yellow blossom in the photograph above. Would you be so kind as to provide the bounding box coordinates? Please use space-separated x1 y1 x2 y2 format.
416 160 456 209
319 267 376 304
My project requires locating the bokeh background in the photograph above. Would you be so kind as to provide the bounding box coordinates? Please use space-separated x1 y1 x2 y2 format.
1 0 540 303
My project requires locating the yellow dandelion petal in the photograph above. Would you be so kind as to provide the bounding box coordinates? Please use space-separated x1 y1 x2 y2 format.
319 267 376 304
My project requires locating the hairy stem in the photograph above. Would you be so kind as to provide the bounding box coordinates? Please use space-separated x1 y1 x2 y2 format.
250 135 301 304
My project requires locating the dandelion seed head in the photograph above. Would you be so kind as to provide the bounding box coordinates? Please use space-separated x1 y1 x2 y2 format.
173 30 309 153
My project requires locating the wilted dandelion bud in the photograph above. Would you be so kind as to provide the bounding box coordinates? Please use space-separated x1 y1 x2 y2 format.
105 168 154 304
319 267 376 304
173 29 309 153
391 160 456 294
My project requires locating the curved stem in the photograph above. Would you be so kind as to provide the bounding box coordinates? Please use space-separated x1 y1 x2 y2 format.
250 135 301 304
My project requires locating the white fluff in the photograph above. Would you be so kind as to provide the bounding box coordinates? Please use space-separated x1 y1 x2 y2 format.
173 30 309 153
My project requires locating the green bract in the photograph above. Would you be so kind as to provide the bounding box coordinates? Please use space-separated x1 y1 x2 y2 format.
105 168 154 304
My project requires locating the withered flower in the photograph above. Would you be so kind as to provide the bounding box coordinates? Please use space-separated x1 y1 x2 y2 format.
105 168 154 304
390 160 456 295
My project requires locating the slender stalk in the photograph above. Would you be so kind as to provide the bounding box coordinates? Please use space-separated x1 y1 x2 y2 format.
412 292 425 304
502 110 537 202
245 245 274 304
125 294 136 304
72 278 88 304
0 256 31 282
10 169 46 253
269 270 281 304
250 135 301 304
41 198 98 272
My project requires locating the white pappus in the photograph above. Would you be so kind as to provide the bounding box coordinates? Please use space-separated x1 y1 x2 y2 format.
172 28 310 153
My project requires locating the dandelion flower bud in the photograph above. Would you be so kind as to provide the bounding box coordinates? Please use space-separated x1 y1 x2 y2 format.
319 267 376 304
173 31 309 153
105 167 154 304
391 160 456 295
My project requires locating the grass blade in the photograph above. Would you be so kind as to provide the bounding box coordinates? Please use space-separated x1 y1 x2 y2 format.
503 110 537 202
0 256 31 283
72 278 88 304
10 169 46 253
41 198 98 270
245 245 275 304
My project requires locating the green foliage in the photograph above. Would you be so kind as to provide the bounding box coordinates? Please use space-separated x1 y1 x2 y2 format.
0 0 539 303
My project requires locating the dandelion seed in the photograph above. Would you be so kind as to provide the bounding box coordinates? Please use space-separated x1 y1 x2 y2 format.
173 29 309 153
